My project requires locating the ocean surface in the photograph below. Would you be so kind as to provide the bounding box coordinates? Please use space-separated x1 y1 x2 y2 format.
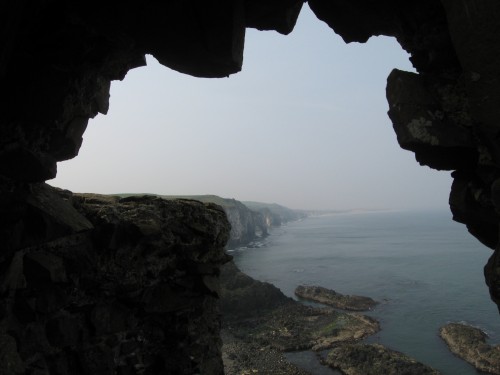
229 210 500 375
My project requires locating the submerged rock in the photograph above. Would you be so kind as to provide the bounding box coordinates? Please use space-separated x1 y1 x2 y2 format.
325 343 440 375
439 323 500 374
295 285 378 311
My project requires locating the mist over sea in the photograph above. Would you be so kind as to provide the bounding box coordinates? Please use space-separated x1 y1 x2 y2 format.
230 210 500 375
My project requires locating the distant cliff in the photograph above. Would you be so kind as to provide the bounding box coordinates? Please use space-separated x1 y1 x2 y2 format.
159 195 307 249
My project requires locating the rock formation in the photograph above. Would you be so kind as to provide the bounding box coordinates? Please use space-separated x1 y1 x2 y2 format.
0 187 230 374
325 343 440 375
295 285 378 311
220 261 380 371
2 0 500 373
440 322 500 374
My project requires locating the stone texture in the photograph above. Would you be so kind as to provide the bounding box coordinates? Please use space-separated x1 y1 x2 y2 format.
0 187 230 375
325 343 440 375
295 285 378 311
440 322 500 374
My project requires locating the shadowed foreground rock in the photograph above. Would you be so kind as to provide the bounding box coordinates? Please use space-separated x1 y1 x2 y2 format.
0 187 230 375
325 343 440 375
295 285 378 311
439 323 500 374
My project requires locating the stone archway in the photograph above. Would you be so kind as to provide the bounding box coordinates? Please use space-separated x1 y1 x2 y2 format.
1 1 500 373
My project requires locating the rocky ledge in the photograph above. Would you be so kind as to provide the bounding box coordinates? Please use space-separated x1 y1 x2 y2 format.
295 285 378 311
439 323 500 374
220 262 380 373
325 343 440 375
0 186 231 375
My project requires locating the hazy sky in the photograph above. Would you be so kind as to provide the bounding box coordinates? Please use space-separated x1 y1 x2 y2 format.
50 4 453 211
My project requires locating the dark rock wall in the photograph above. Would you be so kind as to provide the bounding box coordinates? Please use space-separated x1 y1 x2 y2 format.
2 0 500 373
1 187 230 375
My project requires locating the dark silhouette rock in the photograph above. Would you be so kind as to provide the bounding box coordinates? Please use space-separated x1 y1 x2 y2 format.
0 187 230 375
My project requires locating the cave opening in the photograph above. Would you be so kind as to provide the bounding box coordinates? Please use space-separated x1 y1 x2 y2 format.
44 4 498 374
50 5 450 212
2 1 500 374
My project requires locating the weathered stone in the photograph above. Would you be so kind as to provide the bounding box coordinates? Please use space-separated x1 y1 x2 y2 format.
90 302 136 335
387 69 476 170
1 250 27 292
24 252 67 285
440 322 500 374
45 313 84 348
244 0 304 35
295 285 378 311
0 333 25 375
35 286 68 314
79 344 114 375
325 343 440 375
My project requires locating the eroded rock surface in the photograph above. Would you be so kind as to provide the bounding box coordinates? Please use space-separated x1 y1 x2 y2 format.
0 187 230 375
295 285 378 311
440 322 500 374
325 343 440 375
220 262 379 372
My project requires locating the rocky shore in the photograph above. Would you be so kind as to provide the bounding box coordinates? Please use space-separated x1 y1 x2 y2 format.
439 323 500 374
220 262 379 373
220 261 441 374
325 343 440 375
295 285 378 311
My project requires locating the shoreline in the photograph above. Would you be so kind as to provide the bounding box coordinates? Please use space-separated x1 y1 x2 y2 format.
220 261 441 374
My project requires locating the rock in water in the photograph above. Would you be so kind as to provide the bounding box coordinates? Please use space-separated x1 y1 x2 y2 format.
440 323 500 374
325 343 440 375
295 285 378 311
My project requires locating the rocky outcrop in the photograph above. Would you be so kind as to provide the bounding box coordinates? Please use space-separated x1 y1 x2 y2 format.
439 323 500 374
325 343 440 375
220 261 380 351
160 195 272 248
295 285 378 311
0 186 230 375
220 261 292 318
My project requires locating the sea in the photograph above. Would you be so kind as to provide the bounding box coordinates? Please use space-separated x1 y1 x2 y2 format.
228 210 500 375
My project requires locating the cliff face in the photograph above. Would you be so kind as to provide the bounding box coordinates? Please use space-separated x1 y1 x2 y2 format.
0 186 230 375
1 1 500 373
223 201 268 249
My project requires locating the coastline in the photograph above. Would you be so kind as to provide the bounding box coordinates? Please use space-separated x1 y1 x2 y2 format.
227 210 500 374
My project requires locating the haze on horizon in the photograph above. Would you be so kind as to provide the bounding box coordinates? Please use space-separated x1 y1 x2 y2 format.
50 4 452 212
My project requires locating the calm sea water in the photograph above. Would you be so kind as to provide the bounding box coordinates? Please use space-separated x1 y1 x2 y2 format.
230 210 500 375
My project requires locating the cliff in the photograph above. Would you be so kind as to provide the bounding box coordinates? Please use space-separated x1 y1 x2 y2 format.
160 195 305 248
0 186 230 375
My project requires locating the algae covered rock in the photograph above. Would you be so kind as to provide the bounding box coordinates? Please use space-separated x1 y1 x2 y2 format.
295 285 378 311
325 343 440 375
440 322 500 374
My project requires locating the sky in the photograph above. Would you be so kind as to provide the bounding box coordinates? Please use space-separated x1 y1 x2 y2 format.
50 4 453 211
